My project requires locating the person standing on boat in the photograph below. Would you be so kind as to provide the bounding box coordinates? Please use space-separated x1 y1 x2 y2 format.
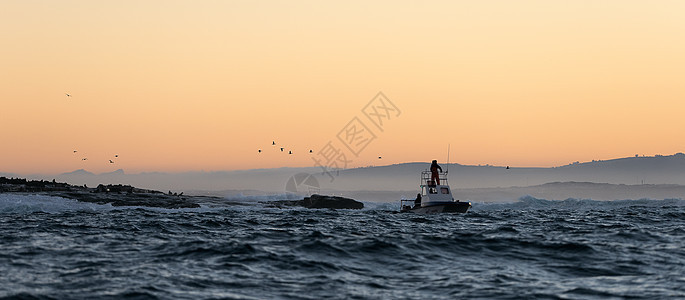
430 160 443 185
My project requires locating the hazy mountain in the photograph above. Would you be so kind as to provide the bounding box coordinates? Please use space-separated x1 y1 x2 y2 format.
0 172 19 178
101 169 125 176
14 153 685 200
60 169 95 176
52 167 322 193
324 153 685 191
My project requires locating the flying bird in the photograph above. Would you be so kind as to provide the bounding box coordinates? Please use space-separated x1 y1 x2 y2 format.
309 150 313 153
378 156 382 159
109 160 114 164
114 155 118 158
65 93 71 97
288 150 292 155
272 141 276 146
73 150 77 153
280 147 284 152
258 149 262 153
82 158 88 161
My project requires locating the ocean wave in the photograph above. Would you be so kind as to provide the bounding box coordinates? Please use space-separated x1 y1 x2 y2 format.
0 194 111 214
0 194 218 214
1 199 684 299
223 193 304 202
470 195 685 211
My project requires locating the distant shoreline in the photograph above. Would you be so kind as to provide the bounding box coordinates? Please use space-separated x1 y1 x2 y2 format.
0 177 202 209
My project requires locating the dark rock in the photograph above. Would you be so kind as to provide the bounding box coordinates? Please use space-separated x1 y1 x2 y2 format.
302 194 364 209
56 191 201 209
267 194 363 209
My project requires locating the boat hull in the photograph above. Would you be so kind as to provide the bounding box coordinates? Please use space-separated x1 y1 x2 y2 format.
403 201 471 214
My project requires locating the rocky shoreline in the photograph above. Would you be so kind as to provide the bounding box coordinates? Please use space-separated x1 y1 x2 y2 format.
1 177 202 209
1 177 363 210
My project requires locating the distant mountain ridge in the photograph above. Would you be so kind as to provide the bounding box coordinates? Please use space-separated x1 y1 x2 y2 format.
60 169 95 176
11 153 685 193
331 153 685 190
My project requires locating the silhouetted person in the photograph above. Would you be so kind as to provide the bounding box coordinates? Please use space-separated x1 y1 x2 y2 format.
414 193 422 208
430 160 442 185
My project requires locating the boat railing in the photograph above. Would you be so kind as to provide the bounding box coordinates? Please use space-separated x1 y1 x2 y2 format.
420 170 448 186
400 199 418 211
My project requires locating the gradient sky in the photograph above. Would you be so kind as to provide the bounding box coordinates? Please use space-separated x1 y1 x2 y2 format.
2 1 684 174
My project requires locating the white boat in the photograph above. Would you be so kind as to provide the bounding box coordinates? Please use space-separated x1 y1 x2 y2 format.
400 170 471 214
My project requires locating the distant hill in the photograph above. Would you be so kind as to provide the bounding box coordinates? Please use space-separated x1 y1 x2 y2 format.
13 153 685 195
327 153 685 191
0 172 19 178
60 169 95 176
101 169 125 176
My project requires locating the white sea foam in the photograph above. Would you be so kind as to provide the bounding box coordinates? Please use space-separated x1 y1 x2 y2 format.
223 193 306 202
0 194 112 214
0 194 219 214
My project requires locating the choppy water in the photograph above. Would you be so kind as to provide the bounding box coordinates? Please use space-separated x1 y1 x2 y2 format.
1 194 685 299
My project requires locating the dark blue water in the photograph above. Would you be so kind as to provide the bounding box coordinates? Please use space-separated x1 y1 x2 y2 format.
1 194 685 299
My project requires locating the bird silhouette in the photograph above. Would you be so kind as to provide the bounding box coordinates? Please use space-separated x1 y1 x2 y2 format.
288 150 292 155
109 160 114 164
378 156 382 159
280 147 284 152
65 93 71 97
82 158 88 161
272 141 276 146
73 150 77 153
258 149 262 153
309 149 313 153
114 155 118 158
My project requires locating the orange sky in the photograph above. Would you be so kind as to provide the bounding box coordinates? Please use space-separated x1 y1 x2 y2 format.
1 1 684 174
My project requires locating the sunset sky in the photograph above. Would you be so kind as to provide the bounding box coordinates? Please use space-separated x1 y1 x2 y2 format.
2 1 684 174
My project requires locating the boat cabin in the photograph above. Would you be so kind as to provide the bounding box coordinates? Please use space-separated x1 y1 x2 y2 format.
419 170 453 205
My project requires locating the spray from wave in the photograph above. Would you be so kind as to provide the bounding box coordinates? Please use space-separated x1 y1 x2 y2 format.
0 194 111 214
0 194 219 214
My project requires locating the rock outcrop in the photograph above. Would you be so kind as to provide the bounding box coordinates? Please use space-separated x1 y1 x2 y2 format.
1 177 201 209
267 194 364 209
55 190 201 209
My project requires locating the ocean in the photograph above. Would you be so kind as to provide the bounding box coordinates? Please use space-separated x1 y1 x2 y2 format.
1 194 684 299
